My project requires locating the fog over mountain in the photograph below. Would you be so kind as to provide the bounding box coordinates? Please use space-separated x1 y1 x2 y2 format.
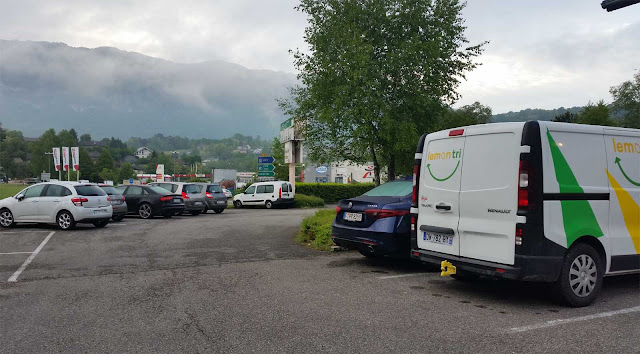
0 40 296 139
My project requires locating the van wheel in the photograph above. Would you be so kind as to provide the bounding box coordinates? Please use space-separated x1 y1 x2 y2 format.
57 211 76 230
0 209 15 228
265 201 273 209
554 244 603 307
234 201 242 209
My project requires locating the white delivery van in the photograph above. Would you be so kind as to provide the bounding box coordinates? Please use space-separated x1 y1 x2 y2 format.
410 121 639 306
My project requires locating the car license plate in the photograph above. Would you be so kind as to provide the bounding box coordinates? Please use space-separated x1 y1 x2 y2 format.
423 232 453 245
93 209 107 215
173 198 181 203
194 202 203 206
343 212 363 222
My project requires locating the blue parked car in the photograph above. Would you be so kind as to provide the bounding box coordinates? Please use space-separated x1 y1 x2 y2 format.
331 179 412 258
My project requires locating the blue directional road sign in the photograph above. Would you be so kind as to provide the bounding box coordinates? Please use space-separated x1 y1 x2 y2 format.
258 156 275 164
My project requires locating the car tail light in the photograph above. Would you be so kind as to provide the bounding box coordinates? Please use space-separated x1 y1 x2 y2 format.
182 191 189 199
206 192 213 198
365 209 410 219
449 129 464 136
160 196 173 202
336 206 341 213
71 197 88 206
515 224 523 245
279 188 282 198
518 160 530 209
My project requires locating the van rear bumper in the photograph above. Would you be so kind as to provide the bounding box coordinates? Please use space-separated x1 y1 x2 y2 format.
410 249 563 282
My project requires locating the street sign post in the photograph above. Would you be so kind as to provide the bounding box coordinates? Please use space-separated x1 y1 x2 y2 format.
257 156 275 164
257 171 275 177
257 164 275 172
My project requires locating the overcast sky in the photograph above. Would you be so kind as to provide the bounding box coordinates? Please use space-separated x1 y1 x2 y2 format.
1 0 638 113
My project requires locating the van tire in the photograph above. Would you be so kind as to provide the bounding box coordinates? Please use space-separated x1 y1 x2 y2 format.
554 243 603 307
234 201 242 209
265 200 273 209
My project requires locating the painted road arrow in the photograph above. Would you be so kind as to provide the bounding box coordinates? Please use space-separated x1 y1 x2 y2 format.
257 171 275 177
258 164 275 172
427 161 460 182
258 156 275 164
615 157 640 186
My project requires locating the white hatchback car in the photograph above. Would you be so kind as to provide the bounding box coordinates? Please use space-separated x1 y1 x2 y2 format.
233 181 294 209
0 182 113 230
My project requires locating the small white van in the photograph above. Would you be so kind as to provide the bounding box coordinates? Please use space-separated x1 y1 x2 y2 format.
233 181 294 209
410 121 639 306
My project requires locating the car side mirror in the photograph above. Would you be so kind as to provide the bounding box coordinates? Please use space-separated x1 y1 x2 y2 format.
16 194 24 201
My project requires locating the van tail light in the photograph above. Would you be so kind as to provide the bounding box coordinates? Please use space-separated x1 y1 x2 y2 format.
279 188 282 198
518 160 530 209
206 192 213 199
71 197 88 206
160 196 174 202
182 192 189 199
412 164 419 207
365 209 410 219
410 216 416 231
515 224 524 245
449 129 464 136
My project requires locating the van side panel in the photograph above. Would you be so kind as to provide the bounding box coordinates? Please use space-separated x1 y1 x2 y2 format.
540 123 610 268
603 129 640 272
458 129 521 265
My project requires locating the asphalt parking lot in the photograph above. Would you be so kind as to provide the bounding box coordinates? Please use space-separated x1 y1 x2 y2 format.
0 208 638 353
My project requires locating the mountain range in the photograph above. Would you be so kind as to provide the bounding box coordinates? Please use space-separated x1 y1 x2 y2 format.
0 40 296 139
0 40 585 140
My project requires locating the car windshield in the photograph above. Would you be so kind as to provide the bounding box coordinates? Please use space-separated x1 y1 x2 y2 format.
100 186 122 195
183 184 200 193
149 186 171 195
74 185 107 196
363 181 413 197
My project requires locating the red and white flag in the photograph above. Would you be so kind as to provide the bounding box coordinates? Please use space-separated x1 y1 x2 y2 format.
62 147 70 171
52 148 61 171
71 147 80 171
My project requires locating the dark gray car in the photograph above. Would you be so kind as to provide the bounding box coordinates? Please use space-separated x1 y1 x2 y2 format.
150 182 207 216
193 183 227 213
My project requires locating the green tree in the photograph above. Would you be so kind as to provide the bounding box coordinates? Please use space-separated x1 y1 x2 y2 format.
98 168 117 183
30 129 60 175
78 147 94 181
577 101 616 126
0 130 28 179
439 102 492 130
281 0 486 184
553 111 579 123
610 71 640 129
95 149 116 174
271 138 289 180
80 133 92 143
118 163 136 183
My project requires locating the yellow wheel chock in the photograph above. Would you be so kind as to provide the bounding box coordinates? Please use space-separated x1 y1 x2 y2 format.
441 260 456 277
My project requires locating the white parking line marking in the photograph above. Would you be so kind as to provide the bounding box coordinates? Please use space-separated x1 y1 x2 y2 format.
0 252 33 255
7 231 55 283
507 306 640 333
0 231 54 234
378 273 430 280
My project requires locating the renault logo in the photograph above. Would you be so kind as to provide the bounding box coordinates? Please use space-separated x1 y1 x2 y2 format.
348 202 352 209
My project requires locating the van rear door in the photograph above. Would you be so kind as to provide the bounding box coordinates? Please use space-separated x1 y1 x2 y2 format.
417 131 465 256
457 124 523 265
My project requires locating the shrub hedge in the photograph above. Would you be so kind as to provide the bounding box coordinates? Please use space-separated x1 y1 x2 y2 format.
295 183 375 203
294 193 325 208
297 209 336 251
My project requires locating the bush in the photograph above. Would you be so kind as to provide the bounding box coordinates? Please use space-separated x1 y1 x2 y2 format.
297 209 337 251
295 183 375 203
294 193 325 208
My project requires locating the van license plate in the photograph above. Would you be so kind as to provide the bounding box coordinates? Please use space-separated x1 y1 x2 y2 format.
424 232 453 245
344 212 363 222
